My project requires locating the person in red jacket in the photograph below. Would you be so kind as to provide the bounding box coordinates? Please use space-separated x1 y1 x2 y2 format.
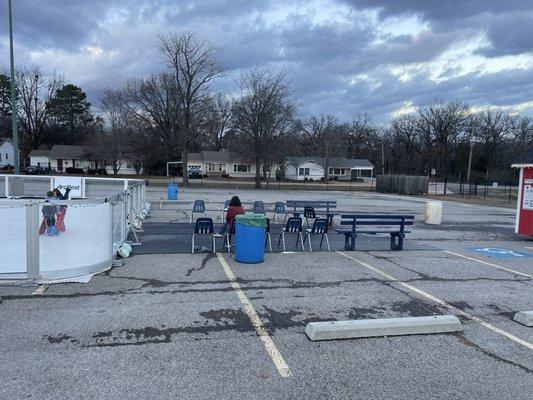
219 195 244 234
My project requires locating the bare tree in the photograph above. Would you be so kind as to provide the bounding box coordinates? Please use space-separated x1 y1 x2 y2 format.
96 88 131 177
477 108 514 177
201 93 231 150
389 114 421 173
231 67 296 188
16 67 63 157
300 114 345 180
158 31 222 185
416 100 469 176
127 73 181 158
346 113 376 159
511 116 533 153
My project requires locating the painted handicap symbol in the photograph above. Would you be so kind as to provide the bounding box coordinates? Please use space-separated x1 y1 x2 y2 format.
469 247 532 259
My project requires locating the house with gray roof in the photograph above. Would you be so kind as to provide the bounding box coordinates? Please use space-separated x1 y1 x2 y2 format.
186 151 374 181
187 151 276 178
285 156 374 181
29 144 139 175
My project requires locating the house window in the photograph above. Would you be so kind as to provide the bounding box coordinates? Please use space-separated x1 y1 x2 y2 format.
234 164 251 173
126 163 133 169
298 167 310 176
5 153 8 160
329 168 346 176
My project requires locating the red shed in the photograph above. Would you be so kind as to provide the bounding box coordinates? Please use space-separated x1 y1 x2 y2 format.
512 147 533 236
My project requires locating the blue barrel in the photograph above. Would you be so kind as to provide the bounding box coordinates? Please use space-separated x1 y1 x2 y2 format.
235 222 265 263
167 183 178 200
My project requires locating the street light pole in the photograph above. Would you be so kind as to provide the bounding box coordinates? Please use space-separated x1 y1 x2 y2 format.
8 0 20 174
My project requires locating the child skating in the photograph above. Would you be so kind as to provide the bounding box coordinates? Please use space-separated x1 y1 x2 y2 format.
41 191 59 236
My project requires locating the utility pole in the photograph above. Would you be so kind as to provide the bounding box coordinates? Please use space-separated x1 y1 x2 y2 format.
466 140 473 182
381 140 385 175
8 0 20 174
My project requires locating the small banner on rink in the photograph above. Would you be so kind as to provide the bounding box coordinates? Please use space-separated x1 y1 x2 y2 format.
53 176 83 198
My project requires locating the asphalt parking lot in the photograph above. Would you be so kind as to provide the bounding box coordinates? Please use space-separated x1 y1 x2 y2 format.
1 187 532 399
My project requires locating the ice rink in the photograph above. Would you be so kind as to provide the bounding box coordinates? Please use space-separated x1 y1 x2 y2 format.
0 202 111 275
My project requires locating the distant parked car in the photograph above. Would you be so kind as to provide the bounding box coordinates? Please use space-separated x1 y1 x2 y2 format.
188 166 202 179
24 165 44 175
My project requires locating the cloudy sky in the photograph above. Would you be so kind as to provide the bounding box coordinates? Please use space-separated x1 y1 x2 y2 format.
1 0 532 121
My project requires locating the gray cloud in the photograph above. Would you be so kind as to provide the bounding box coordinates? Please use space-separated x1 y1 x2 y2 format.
0 0 531 122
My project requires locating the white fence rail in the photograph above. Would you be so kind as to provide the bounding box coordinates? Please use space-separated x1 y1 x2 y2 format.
0 175 148 281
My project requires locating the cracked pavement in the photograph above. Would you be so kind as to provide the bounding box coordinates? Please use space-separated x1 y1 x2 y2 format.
1 188 532 399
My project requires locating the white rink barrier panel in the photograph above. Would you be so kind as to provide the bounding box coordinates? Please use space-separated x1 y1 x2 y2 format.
0 174 145 198
0 177 147 281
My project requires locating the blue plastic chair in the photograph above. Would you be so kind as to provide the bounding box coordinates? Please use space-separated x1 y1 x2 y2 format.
273 202 287 222
221 200 230 221
190 200 206 223
303 218 330 252
304 206 316 227
278 217 304 251
192 218 215 253
253 201 265 214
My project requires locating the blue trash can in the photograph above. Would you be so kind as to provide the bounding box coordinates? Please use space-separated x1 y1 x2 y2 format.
167 183 178 200
235 215 266 264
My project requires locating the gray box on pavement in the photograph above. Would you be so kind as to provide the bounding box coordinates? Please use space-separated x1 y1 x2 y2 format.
305 315 462 341
513 311 533 327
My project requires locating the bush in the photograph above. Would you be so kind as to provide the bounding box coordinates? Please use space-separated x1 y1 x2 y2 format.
65 167 83 174
222 173 230 178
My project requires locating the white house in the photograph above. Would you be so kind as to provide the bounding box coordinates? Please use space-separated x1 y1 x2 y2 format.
187 151 276 178
0 138 17 168
29 145 139 175
285 157 374 181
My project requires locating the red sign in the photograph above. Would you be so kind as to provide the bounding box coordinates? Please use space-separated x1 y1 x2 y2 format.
518 167 533 236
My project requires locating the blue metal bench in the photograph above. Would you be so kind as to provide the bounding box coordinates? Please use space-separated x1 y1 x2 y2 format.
335 214 414 251
286 200 337 225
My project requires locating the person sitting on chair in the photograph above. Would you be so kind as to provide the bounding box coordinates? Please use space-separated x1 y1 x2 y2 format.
218 195 244 235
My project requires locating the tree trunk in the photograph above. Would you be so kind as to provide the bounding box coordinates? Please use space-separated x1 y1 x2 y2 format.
255 160 261 189
182 150 189 186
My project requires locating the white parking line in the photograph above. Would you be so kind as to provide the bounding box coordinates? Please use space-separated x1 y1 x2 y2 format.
444 250 532 279
216 253 292 377
32 284 49 296
338 251 533 351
